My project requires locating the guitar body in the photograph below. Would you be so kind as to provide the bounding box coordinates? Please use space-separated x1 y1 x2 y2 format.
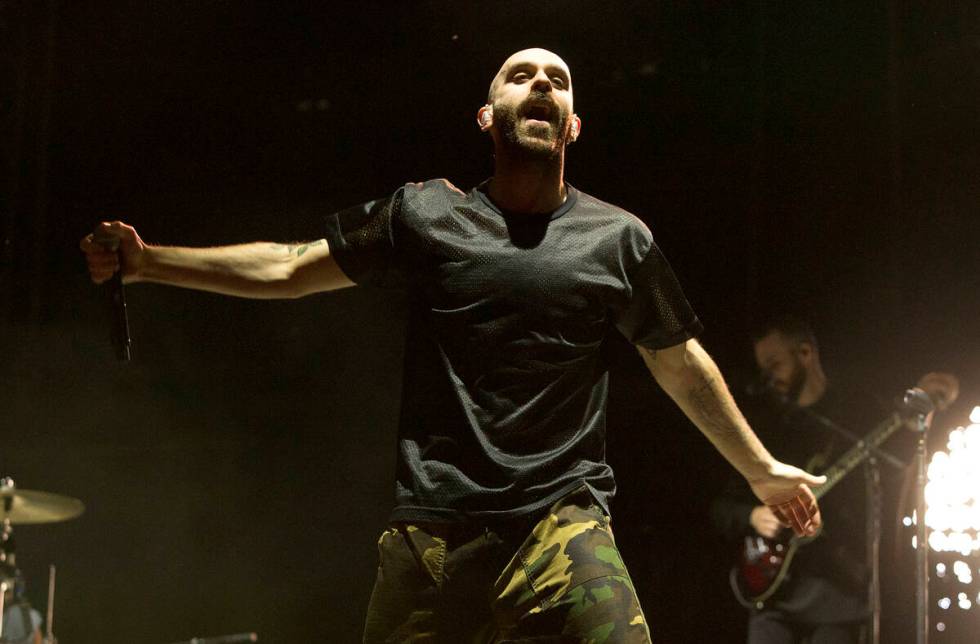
731 533 810 607
739 535 789 597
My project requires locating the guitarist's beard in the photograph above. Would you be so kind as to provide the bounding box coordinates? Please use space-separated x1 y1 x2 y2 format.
749 366 806 409
774 362 807 406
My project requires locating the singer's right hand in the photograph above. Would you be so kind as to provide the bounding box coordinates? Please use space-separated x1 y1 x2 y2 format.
80 221 146 284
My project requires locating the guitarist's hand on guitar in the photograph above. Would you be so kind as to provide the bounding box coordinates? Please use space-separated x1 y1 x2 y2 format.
749 506 785 538
748 460 825 537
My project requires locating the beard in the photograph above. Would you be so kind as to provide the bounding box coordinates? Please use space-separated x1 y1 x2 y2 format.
774 359 807 403
493 93 573 160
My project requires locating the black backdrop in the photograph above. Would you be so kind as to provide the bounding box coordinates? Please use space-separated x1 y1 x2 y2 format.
2 2 979 642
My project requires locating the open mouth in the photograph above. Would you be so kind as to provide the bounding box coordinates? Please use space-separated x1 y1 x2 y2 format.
522 102 554 124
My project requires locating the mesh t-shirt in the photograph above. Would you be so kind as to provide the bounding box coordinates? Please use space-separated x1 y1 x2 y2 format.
324 179 702 522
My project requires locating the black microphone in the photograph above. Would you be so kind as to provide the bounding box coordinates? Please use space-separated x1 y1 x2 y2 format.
901 387 936 417
92 230 131 361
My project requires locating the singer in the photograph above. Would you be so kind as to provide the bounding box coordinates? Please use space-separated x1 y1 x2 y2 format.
81 48 826 642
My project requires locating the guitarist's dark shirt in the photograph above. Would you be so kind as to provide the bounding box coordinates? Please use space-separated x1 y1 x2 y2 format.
711 384 887 623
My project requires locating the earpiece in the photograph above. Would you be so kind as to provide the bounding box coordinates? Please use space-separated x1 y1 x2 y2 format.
478 105 493 129
569 116 580 142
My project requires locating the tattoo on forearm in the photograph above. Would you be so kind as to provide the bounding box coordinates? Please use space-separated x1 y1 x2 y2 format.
687 371 739 438
274 239 326 257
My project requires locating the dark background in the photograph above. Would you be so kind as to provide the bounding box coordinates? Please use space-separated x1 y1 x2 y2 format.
2 1 979 642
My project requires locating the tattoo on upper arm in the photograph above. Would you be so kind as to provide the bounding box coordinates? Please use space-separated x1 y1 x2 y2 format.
274 239 326 257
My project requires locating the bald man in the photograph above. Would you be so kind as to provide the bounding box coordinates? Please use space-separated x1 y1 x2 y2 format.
82 48 825 642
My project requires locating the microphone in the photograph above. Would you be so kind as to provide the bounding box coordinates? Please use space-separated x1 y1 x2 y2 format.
902 387 936 417
92 230 131 361
911 373 959 412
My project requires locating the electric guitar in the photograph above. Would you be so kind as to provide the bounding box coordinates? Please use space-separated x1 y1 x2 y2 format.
730 411 905 608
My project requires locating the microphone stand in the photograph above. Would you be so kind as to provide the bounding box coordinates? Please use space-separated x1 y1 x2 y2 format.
866 456 882 644
904 389 935 644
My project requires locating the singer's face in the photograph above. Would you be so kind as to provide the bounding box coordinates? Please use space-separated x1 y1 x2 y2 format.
487 48 575 158
754 332 807 401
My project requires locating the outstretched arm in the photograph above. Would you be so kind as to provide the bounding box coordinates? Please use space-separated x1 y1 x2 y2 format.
80 221 355 298
639 338 825 537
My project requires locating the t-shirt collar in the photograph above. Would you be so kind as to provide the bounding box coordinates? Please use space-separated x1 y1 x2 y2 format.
474 179 578 221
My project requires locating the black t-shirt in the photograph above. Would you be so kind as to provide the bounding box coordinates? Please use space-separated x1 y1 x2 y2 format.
324 179 702 522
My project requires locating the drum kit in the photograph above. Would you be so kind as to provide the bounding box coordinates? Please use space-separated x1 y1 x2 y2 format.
0 478 259 644
0 476 83 644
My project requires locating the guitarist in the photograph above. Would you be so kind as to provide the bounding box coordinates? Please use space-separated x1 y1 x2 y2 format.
710 315 957 644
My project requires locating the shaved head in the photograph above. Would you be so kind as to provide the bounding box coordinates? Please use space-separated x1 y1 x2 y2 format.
487 48 573 105
481 47 579 159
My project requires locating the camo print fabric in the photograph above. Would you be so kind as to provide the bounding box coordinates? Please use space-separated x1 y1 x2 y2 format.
362 487 651 643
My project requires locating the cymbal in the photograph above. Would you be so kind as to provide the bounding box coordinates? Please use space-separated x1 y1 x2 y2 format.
0 489 84 525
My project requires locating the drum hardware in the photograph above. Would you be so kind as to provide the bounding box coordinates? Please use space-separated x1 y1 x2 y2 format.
0 478 85 525
0 578 7 640
0 564 18 642
0 478 83 644
41 565 56 644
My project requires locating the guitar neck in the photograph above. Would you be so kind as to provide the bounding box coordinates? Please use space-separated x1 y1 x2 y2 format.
814 412 903 501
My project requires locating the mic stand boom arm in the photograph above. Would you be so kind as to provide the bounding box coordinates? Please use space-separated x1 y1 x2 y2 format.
792 405 907 471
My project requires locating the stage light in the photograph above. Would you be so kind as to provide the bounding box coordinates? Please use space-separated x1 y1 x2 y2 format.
953 560 973 584
914 405 980 636
923 407 980 554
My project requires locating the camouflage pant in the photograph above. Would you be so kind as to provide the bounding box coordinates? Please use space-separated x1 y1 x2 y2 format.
362 487 651 643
